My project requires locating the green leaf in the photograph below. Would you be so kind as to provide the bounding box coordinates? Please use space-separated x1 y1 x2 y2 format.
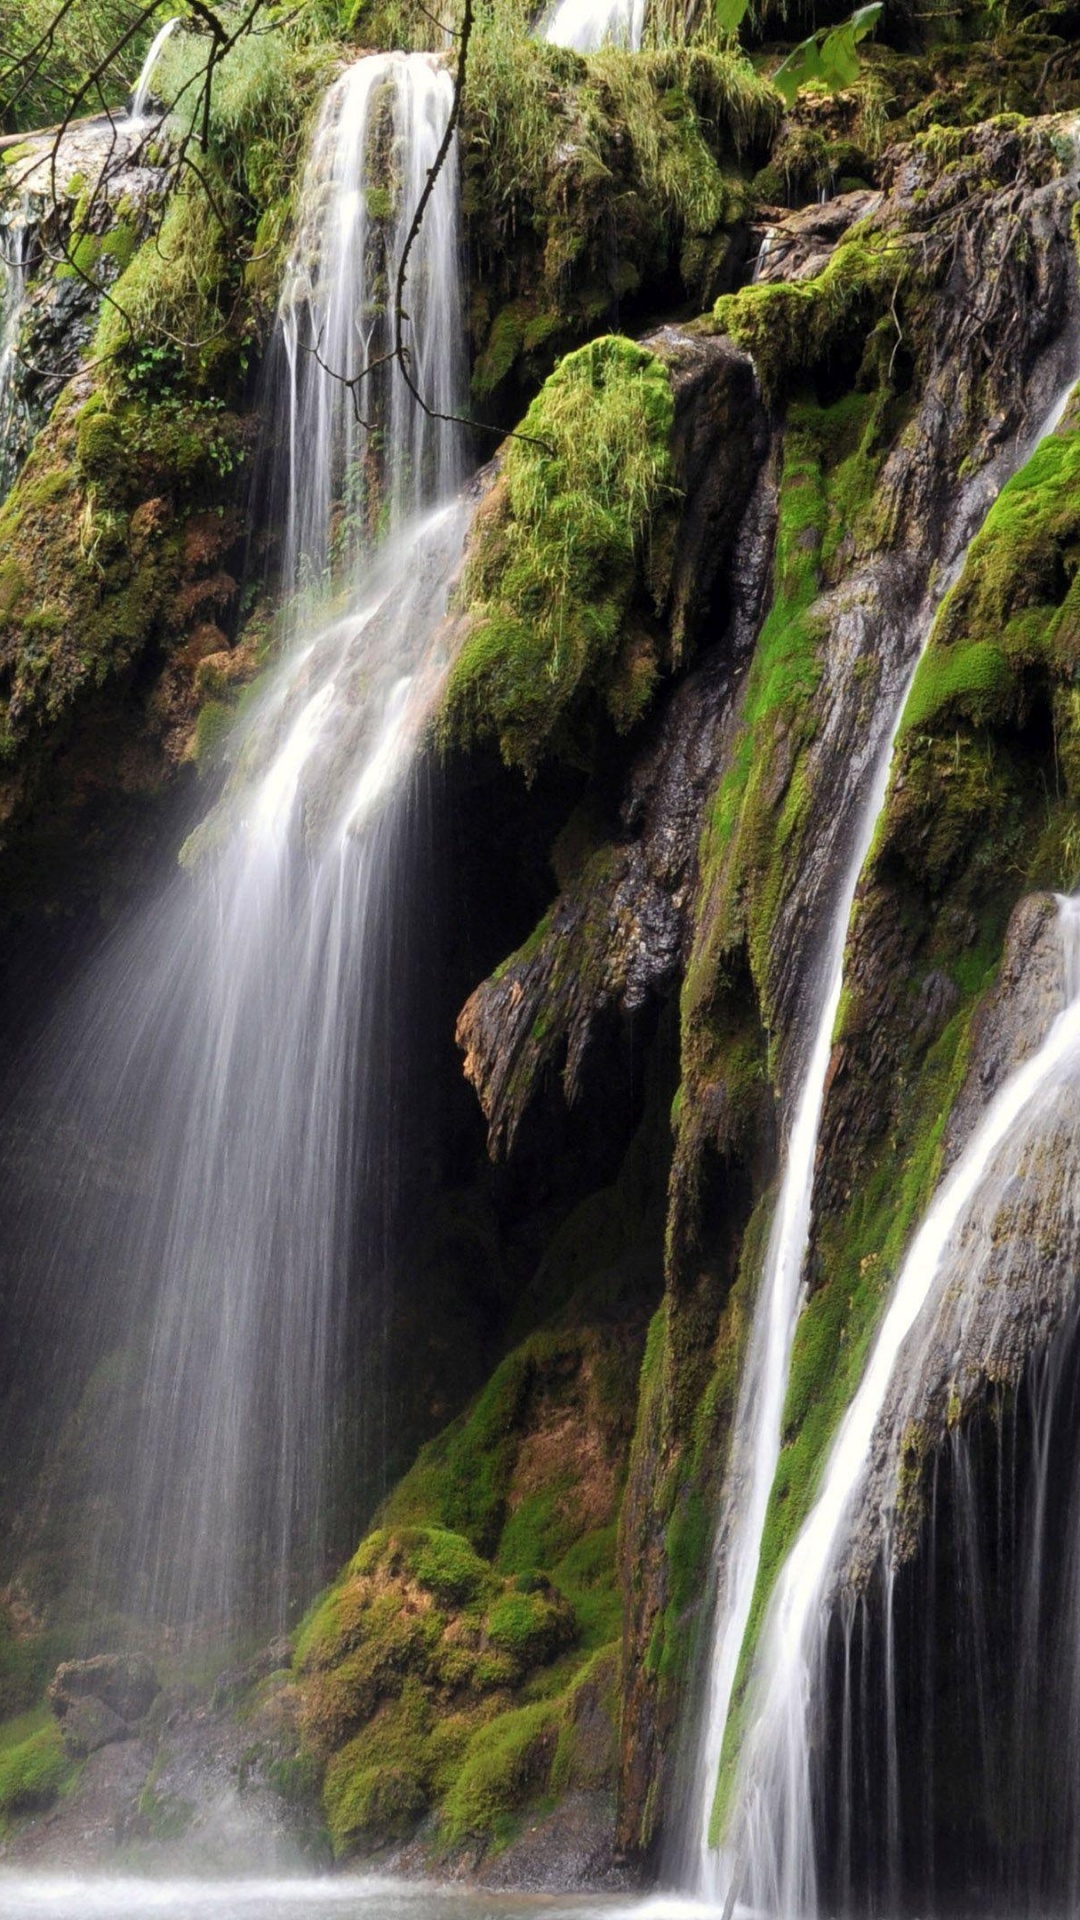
771 2 882 104
714 0 751 34
771 34 825 105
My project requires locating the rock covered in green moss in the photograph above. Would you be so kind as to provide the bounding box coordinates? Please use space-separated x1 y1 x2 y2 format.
461 34 779 409
294 1525 576 1854
440 327 763 783
293 1314 647 1864
0 1715 71 1828
0 376 255 921
614 109 1080 1855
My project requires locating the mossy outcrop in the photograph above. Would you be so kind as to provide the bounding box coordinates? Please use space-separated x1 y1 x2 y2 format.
461 33 779 412
294 1321 641 1867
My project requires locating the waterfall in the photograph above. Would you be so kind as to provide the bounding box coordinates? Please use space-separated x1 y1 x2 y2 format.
126 17 180 126
730 892 1080 1918
687 371 1080 1907
542 0 644 53
1 52 468 1642
274 53 464 575
0 207 30 504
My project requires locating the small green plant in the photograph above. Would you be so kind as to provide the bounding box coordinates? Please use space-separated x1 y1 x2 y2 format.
771 4 884 105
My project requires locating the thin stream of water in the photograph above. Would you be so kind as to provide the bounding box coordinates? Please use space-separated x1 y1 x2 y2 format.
126 19 180 126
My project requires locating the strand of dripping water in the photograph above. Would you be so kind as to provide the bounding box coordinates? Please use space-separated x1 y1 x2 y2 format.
125 17 180 127
0 209 30 503
124 50 468 1633
685 365 1079 1909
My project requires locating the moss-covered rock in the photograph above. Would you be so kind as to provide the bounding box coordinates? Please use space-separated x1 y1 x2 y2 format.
0 1714 73 1828
462 33 779 410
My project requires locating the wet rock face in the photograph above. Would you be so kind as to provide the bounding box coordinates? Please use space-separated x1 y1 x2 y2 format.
643 330 771 657
9 1656 319 1871
1 119 172 492
750 189 882 285
944 892 1066 1160
457 334 770 1159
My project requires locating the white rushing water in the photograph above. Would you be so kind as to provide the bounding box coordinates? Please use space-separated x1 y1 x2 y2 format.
278 53 463 577
2 51 467 1638
542 0 644 53
689 369 1080 1906
0 1881 717 1920
730 892 1080 1918
126 18 180 126
0 206 30 502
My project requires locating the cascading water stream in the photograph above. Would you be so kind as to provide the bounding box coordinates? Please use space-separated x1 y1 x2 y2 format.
686 369 1080 1909
0 207 31 503
274 54 464 570
729 889 1080 1920
126 17 180 126
1 50 468 1641
542 0 644 55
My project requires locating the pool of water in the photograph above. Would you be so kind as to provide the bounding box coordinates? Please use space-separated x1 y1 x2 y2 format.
0 1878 715 1920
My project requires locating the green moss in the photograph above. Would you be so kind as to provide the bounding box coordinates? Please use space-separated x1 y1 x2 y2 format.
323 1677 433 1855
902 637 1015 732
193 700 235 767
439 1698 558 1846
0 1720 71 1824
486 1587 573 1666
441 336 676 776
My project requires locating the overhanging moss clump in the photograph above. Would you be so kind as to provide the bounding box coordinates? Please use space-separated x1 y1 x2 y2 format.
441 335 677 777
462 20 779 403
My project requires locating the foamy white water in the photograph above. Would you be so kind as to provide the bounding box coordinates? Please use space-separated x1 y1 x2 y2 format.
542 0 644 52
1 53 469 1638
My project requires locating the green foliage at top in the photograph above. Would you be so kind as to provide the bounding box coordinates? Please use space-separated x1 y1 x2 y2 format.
461 15 778 400
441 335 676 776
93 15 333 398
466 23 776 212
